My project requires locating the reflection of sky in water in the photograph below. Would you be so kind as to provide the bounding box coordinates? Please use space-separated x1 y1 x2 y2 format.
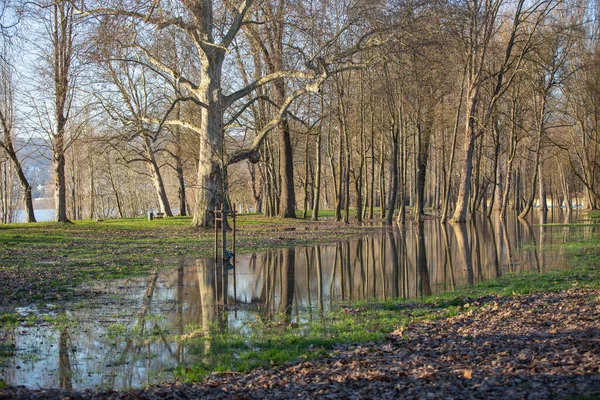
0 212 595 390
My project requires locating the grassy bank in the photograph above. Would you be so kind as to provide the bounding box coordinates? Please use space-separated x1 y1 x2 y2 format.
0 214 380 310
176 225 600 382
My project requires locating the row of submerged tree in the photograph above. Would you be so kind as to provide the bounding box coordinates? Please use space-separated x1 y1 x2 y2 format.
0 0 599 226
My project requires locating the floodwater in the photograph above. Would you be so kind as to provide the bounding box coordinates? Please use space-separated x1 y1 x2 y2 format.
13 209 55 223
0 211 596 390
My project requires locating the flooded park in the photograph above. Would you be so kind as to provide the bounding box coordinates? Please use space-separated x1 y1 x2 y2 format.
0 211 596 390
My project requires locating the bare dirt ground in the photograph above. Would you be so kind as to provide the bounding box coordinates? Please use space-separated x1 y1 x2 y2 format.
2 288 599 399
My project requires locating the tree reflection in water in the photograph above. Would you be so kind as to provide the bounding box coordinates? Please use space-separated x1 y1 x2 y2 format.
2 213 583 391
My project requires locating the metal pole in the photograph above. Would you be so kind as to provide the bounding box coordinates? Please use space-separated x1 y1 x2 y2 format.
232 203 236 264
222 205 226 262
232 203 237 309
214 206 218 262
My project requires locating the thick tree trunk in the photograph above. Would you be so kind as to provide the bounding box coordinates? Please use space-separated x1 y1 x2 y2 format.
192 50 226 227
278 116 296 218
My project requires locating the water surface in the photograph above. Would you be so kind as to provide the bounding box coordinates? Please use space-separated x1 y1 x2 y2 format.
0 211 595 390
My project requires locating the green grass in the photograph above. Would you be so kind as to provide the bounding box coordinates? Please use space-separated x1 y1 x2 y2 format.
0 313 19 328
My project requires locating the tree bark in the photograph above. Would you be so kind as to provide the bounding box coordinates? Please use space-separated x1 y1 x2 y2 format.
451 85 478 223
142 136 173 217
312 130 322 221
54 137 69 222
192 49 226 227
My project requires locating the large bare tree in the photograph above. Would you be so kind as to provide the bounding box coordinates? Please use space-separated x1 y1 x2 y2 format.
76 0 374 227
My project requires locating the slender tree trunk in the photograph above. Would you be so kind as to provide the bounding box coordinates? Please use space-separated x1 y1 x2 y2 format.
397 118 407 224
379 130 386 219
16 163 36 223
414 119 431 223
176 159 187 216
519 97 546 220
173 112 187 216
52 1 74 223
70 155 77 220
538 159 548 211
144 136 173 217
2 146 36 222
386 124 399 226
500 99 519 219
440 84 462 223
54 138 69 223
249 163 262 214
488 117 502 216
451 85 478 223
302 133 310 219
335 128 343 221
312 130 322 221
368 88 375 220
88 158 94 219
343 116 350 224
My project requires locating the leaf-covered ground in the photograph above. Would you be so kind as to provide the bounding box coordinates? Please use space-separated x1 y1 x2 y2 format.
2 288 599 399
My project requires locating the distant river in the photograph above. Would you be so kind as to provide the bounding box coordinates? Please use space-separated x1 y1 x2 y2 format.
14 209 55 222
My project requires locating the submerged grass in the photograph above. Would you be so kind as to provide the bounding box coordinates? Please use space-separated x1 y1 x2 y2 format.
0 214 378 310
176 222 600 382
